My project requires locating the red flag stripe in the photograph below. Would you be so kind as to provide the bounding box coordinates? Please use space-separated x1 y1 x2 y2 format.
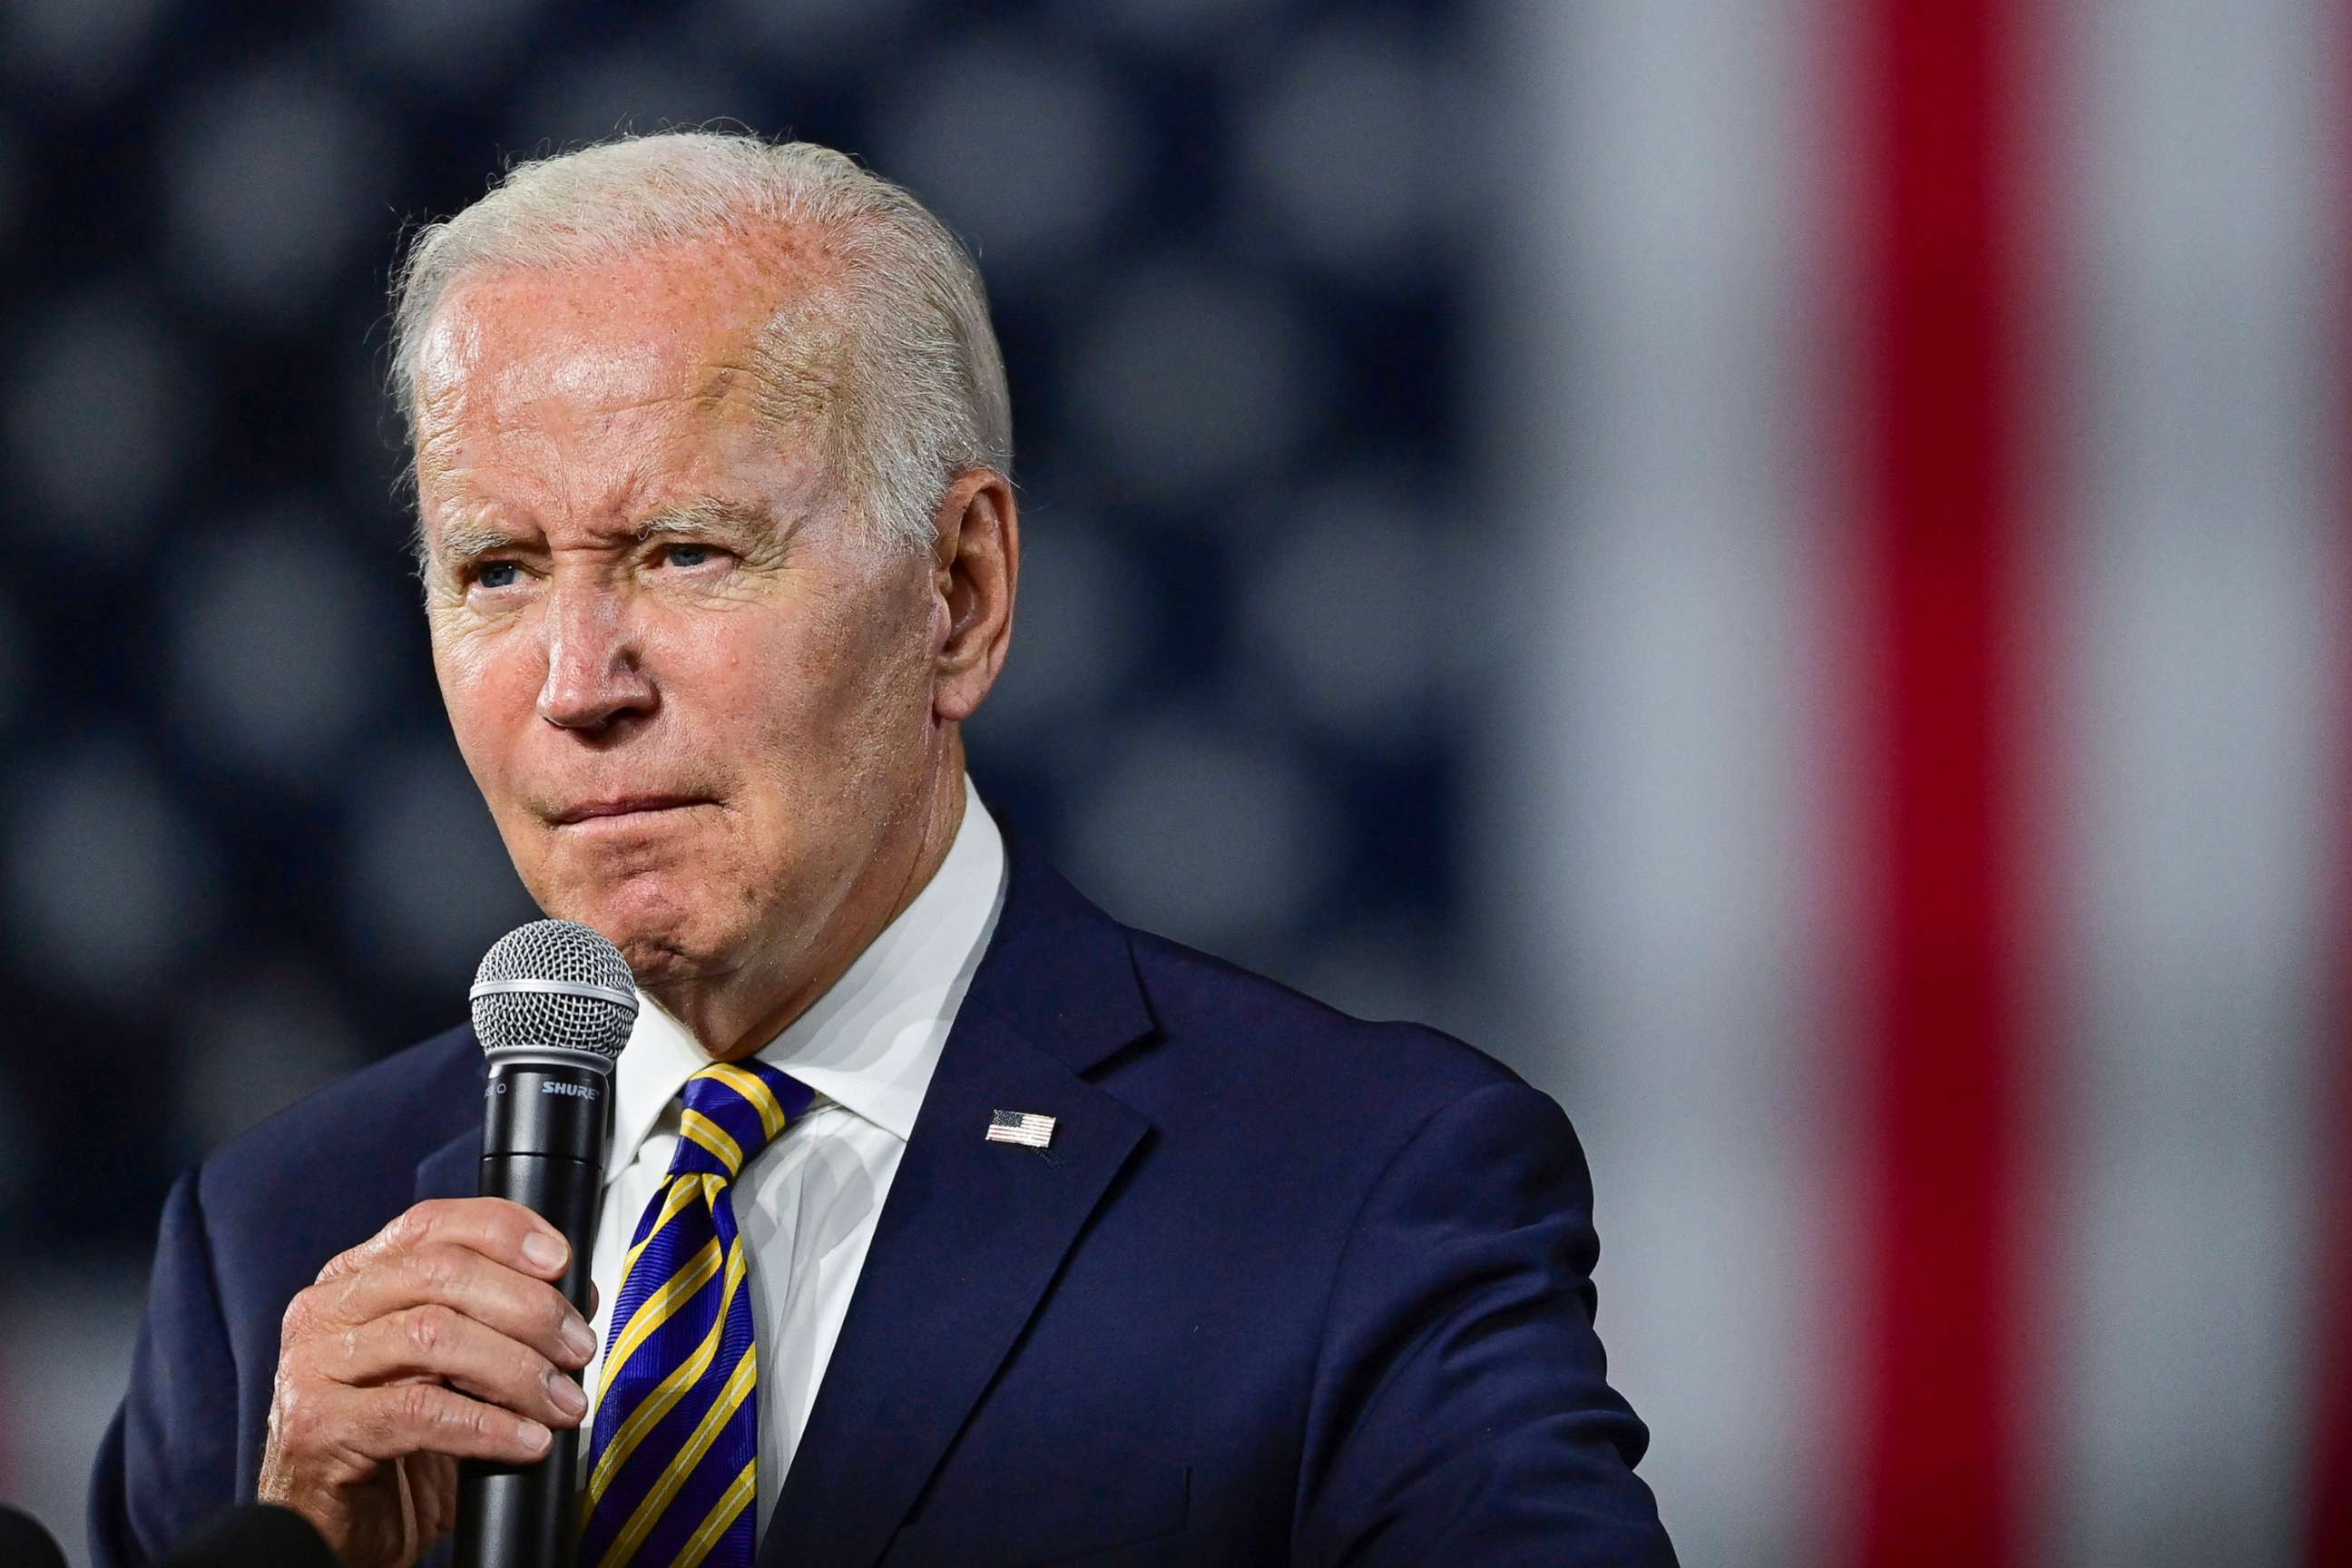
1851 3 2032 1563
2306 8 2352 1553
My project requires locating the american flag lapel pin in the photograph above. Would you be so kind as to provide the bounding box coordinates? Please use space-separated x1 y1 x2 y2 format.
985 1109 1056 1149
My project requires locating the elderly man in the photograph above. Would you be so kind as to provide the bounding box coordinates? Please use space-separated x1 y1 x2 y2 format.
88 132 1674 1568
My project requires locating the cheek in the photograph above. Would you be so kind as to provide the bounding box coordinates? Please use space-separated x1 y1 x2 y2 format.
709 631 865 780
670 602 932 845
431 625 537 792
789 596 933 759
674 588 893 726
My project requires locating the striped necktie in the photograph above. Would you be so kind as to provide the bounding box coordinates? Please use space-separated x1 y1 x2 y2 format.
578 1059 815 1568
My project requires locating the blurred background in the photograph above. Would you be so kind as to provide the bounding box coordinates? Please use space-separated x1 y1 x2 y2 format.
0 1 2342 1565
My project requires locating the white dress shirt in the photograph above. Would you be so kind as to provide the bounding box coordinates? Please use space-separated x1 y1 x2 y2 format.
580 775 1006 1534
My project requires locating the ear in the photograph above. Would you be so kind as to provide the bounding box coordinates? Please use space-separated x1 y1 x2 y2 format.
928 468 1019 723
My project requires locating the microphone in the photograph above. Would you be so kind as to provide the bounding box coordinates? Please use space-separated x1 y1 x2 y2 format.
0 1505 65 1568
162 1504 337 1567
453 918 638 1568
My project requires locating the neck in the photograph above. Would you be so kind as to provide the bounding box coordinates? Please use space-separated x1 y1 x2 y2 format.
648 732 970 1061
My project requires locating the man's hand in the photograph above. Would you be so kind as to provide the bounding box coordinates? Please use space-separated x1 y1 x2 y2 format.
256 1198 598 1568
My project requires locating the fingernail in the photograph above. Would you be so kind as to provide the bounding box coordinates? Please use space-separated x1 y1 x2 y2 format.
561 1315 597 1364
518 1418 553 1456
544 1371 587 1418
522 1232 566 1271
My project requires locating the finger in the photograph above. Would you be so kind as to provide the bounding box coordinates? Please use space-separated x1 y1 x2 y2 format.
332 1305 587 1429
308 1244 596 1370
346 1379 554 1467
276 1377 553 1477
318 1198 572 1288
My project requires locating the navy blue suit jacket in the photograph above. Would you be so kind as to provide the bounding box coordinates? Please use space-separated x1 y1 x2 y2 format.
91 837 1675 1566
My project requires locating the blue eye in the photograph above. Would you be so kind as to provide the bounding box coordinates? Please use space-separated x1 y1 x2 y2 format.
662 543 714 568
477 561 522 589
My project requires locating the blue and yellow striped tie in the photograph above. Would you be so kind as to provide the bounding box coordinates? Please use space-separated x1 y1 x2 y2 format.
578 1059 814 1568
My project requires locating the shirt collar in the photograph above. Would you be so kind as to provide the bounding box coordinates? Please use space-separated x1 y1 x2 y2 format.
603 775 1007 1183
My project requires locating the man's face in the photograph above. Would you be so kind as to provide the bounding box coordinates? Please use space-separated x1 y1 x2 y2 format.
410 240 942 995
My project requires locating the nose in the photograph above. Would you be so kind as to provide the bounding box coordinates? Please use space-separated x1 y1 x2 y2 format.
537 578 656 732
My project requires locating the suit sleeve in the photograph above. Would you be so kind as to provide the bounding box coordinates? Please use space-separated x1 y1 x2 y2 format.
89 1166 242 1568
1292 1078 1678 1567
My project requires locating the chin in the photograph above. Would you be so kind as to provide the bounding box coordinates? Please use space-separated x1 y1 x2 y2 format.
545 868 740 985
614 935 727 992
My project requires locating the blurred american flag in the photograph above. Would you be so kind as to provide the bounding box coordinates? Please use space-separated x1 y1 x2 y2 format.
1485 4 2352 1565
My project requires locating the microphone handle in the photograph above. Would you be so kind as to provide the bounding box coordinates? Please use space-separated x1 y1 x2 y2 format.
454 1053 612 1568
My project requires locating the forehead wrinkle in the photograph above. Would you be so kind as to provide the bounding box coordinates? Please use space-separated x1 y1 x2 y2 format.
725 270 858 458
699 309 847 425
694 353 827 413
414 230 858 545
681 327 857 541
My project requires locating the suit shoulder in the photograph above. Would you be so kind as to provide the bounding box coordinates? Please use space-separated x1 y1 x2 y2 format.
1122 927 1528 1110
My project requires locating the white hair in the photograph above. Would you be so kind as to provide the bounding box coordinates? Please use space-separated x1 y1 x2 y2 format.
387 129 1012 555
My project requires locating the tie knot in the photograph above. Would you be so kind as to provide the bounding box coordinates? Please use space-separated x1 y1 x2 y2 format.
669 1060 817 1180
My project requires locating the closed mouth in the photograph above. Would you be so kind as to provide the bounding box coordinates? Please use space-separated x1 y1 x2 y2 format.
549 796 711 826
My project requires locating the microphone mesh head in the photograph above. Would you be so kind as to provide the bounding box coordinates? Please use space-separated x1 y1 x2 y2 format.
470 919 638 1060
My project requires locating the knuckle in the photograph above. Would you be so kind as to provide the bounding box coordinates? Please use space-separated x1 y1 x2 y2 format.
395 1381 442 1431
386 1204 437 1251
490 1198 540 1246
322 1271 368 1327
407 1242 465 1297
404 1302 456 1357
475 1209 529 1263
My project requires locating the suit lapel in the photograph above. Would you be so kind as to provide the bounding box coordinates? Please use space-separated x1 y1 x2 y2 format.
760 837 1158 1568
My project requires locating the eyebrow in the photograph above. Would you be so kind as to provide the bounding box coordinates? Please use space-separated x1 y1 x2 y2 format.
632 498 781 548
436 517 518 566
432 499 786 566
